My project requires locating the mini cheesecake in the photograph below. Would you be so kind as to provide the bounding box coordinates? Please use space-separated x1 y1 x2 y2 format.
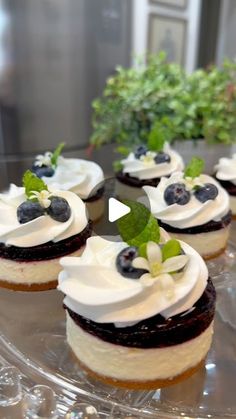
215 154 236 219
115 143 184 201
58 236 216 389
32 151 105 222
0 183 91 291
144 172 231 259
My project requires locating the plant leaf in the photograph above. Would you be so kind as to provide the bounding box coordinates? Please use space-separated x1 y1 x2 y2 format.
147 125 165 152
115 146 130 156
139 242 147 258
113 160 123 172
162 239 181 262
23 170 48 199
184 156 204 179
51 142 65 167
117 201 160 247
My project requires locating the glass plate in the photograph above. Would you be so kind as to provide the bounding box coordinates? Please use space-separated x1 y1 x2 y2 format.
0 237 236 419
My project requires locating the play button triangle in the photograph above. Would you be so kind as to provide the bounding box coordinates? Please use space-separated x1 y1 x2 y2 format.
108 198 131 222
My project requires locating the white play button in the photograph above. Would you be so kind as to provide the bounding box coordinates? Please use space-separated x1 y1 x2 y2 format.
108 198 131 222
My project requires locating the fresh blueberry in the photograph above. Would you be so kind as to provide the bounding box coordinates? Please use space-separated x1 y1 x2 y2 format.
32 164 55 178
164 183 190 206
17 201 45 224
154 152 171 164
47 196 71 222
116 246 148 279
194 183 218 203
134 145 148 159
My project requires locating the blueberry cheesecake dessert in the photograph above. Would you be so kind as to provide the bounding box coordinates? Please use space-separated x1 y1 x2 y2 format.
0 171 91 291
58 203 215 389
31 143 104 222
215 154 236 218
144 157 231 259
115 140 184 200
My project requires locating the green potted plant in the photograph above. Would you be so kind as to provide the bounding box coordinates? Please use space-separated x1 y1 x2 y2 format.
90 53 236 173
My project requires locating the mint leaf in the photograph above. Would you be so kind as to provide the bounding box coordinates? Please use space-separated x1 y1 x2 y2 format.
23 170 48 199
184 157 204 178
113 160 123 172
115 146 130 156
162 239 181 262
147 125 165 152
51 142 65 167
117 200 160 247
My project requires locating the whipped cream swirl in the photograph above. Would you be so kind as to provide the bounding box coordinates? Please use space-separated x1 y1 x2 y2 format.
0 184 88 247
58 236 208 326
215 154 236 185
42 157 104 199
143 172 229 229
121 143 184 180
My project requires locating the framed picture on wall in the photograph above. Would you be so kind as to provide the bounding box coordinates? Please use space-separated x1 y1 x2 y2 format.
148 14 187 66
150 0 187 9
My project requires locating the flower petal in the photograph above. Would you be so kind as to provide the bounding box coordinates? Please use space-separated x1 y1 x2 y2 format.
159 273 175 299
146 241 162 265
132 257 149 271
139 273 159 287
162 255 189 273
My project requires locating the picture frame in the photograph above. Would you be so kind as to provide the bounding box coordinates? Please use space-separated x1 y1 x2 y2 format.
148 14 187 66
149 0 187 9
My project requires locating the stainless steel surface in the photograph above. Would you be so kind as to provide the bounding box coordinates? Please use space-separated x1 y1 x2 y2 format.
0 0 131 155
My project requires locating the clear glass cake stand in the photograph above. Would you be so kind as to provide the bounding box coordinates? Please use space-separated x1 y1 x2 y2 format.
0 155 236 418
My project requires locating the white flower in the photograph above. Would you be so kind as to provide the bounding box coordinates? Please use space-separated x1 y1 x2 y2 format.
132 241 189 298
140 151 156 165
35 151 52 167
183 176 204 191
29 190 52 208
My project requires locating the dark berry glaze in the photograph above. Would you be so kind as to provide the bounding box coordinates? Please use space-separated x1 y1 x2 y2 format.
116 171 161 188
159 210 232 235
83 187 104 202
65 279 216 349
215 178 236 196
0 221 92 262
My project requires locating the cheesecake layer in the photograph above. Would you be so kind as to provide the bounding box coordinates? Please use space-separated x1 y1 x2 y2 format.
166 226 230 259
0 246 84 285
67 314 213 382
85 198 105 222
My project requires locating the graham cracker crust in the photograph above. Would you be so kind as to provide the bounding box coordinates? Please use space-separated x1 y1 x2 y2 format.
71 349 205 390
203 246 226 261
0 279 58 292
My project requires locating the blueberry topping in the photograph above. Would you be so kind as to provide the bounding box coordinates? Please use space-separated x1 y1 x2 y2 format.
17 201 45 224
116 246 148 279
32 164 55 178
154 152 171 164
134 145 148 159
164 183 190 206
46 196 71 222
194 183 218 203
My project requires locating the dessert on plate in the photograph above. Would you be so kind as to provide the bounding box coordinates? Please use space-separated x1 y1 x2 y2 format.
143 157 231 259
32 143 104 222
58 202 216 389
0 171 91 291
215 154 236 218
115 141 184 200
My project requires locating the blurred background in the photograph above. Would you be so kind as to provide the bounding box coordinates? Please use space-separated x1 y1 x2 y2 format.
0 0 234 162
